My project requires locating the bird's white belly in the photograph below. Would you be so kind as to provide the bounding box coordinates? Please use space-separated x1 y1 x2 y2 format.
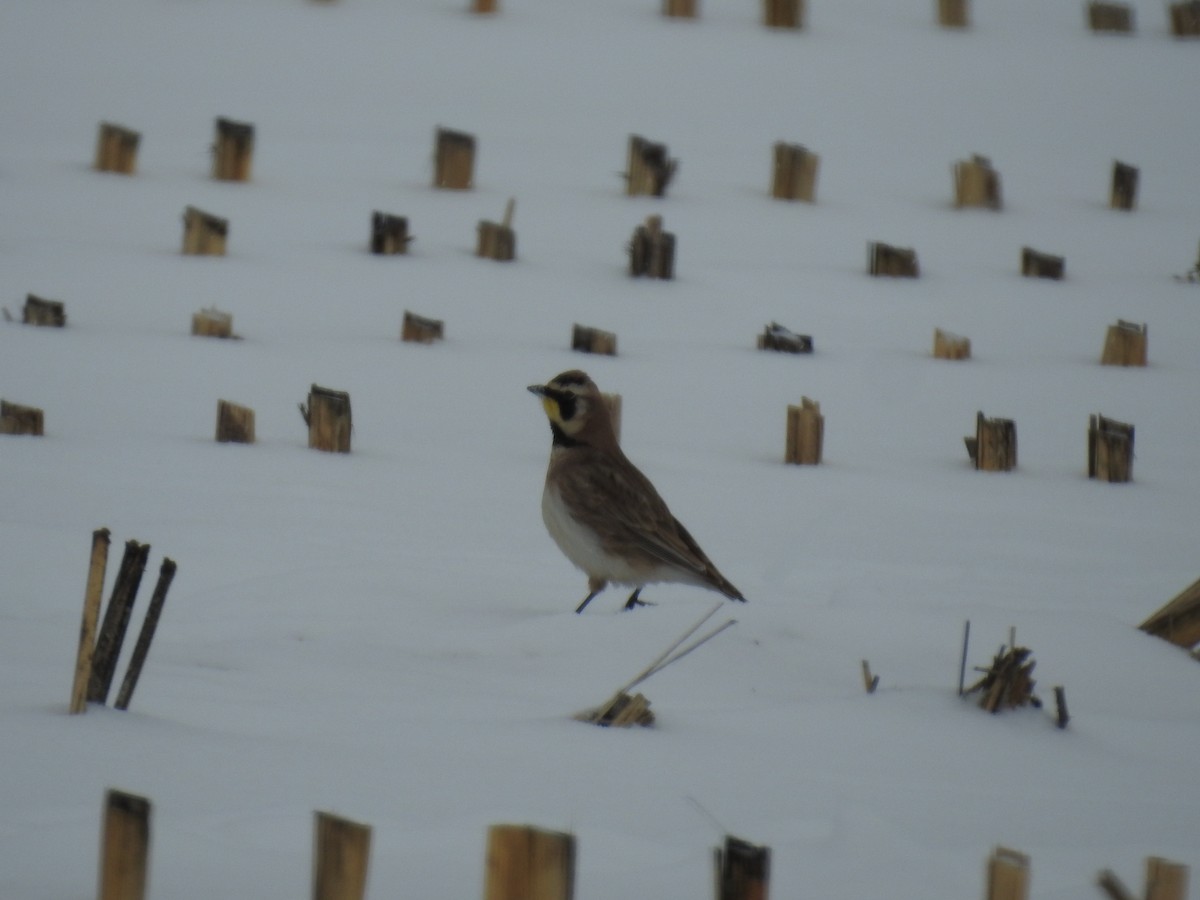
541 484 649 585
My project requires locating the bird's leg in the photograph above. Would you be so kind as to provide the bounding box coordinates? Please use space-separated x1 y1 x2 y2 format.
623 587 648 610
576 579 607 614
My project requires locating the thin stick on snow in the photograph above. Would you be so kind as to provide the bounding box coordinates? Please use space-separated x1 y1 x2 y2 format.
636 620 737 686
861 659 880 693
88 540 151 705
621 605 738 693
958 619 971 696
1098 869 1137 900
114 557 177 711
1053 685 1070 729
686 795 729 836
617 601 722 693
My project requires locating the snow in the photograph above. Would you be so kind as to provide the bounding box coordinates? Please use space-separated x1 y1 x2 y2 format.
2 0 1199 897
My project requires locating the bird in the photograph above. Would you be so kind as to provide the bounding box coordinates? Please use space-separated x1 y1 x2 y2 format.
527 369 746 613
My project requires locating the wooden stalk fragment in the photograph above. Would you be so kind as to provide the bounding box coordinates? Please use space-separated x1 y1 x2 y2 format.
861 660 879 693
575 690 654 726
100 789 151 900
785 397 823 465
313 811 372 900
216 400 255 444
714 835 771 900
1088 2 1134 31
663 0 698 17
938 0 969 27
967 645 1039 712
1021 246 1064 279
1110 160 1139 208
758 321 813 354
370 212 412 255
868 242 919 277
401 310 445 344
1139 576 1200 650
434 127 475 189
986 846 1030 900
114 558 177 711
571 324 617 356
181 206 228 256
477 198 517 261
763 0 804 28
94 122 140 174
191 307 233 338
1169 1 1200 36
23 294 66 327
211 117 254 182
625 135 676 197
933 327 970 360
1145 857 1189 900
1087 414 1133 483
484 824 575 900
1100 320 1147 366
1053 685 1069 728
300 384 352 453
88 540 151 705
967 411 1017 472
1098 869 1138 900
628 214 675 278
601 392 622 444
771 142 818 201
0 400 45 436
70 528 111 714
954 154 1002 208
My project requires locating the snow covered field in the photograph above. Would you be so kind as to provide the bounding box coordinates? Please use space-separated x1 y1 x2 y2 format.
2 0 1199 897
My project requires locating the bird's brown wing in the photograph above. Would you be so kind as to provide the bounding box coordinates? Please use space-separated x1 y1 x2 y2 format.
553 446 742 598
664 515 745 601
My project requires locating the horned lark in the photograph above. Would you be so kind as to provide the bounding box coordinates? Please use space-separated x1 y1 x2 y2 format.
528 370 746 613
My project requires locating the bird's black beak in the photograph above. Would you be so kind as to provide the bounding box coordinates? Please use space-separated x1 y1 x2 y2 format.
527 383 548 397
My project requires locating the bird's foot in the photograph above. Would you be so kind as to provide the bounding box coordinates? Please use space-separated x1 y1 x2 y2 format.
622 588 653 611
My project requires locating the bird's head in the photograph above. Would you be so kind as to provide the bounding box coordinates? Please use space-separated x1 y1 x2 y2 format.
527 370 610 447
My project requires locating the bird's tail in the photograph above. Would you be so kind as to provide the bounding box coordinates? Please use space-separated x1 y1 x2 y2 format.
711 570 746 603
